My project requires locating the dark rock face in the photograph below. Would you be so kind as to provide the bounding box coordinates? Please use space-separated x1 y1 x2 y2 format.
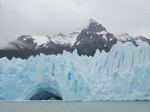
10 35 37 50
73 20 117 56
87 19 107 32
0 19 150 59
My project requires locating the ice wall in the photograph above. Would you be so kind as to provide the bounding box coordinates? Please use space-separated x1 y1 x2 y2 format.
0 42 150 101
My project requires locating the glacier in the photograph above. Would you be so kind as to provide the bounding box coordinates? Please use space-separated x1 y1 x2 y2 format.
0 42 150 101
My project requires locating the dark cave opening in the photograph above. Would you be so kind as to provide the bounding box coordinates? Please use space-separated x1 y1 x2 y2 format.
29 90 62 100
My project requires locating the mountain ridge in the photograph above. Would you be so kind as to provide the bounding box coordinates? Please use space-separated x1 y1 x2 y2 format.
0 19 150 59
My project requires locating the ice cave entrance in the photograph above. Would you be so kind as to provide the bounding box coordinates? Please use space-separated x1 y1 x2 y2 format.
29 89 62 100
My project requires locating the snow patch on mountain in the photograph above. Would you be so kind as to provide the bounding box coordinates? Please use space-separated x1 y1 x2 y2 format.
32 36 49 47
102 35 107 41
50 30 81 46
115 33 132 41
135 39 143 45
96 31 107 35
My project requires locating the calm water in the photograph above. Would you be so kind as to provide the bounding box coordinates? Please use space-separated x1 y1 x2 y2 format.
0 101 150 112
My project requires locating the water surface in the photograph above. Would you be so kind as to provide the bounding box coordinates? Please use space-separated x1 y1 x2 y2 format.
0 101 150 112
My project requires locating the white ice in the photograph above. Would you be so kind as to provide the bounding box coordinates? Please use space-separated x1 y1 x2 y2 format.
0 42 150 101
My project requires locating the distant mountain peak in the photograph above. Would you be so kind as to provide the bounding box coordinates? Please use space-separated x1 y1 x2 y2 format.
115 33 132 41
1 19 150 59
86 19 107 32
89 18 97 23
120 33 129 36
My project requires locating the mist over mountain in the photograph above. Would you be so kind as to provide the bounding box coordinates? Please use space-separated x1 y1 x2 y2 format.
0 19 150 59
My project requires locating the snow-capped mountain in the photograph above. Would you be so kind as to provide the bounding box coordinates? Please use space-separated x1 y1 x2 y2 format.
73 19 118 55
115 33 150 46
11 30 81 50
0 19 150 59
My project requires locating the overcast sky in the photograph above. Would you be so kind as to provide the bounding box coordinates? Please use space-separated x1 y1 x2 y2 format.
0 0 150 47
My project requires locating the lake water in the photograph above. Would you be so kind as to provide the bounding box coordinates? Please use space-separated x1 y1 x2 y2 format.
0 101 150 112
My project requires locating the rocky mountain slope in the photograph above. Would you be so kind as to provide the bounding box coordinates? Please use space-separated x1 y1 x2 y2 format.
0 19 150 59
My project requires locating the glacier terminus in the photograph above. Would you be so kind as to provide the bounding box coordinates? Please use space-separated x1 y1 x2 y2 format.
0 42 150 101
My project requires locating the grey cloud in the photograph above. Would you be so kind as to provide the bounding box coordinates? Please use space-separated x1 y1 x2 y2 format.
0 0 150 48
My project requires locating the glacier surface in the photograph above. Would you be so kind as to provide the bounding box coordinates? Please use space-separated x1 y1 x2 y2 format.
0 42 150 101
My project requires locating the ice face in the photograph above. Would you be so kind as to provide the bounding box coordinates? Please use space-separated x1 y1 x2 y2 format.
0 42 150 101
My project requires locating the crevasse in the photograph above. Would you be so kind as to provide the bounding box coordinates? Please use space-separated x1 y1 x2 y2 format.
0 42 150 101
